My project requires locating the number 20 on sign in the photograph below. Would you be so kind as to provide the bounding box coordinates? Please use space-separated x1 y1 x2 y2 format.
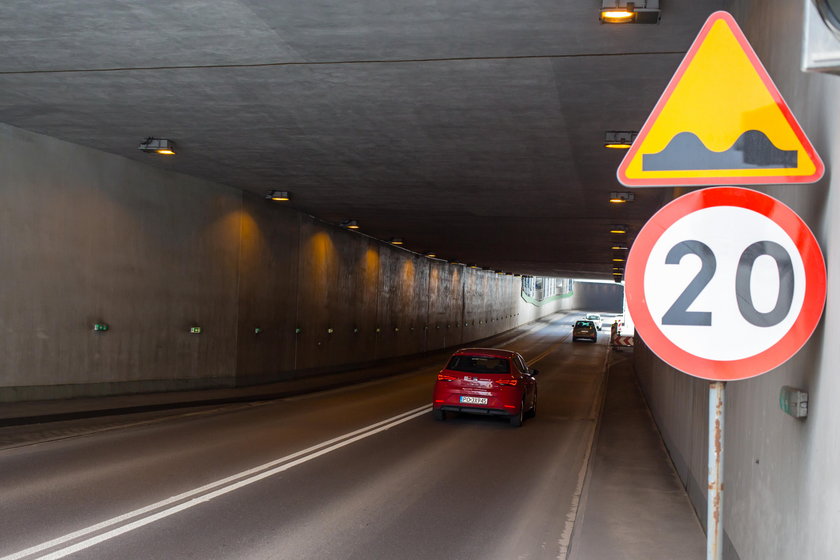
625 187 826 381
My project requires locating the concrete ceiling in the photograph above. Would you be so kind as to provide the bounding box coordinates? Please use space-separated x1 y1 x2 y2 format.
0 0 724 279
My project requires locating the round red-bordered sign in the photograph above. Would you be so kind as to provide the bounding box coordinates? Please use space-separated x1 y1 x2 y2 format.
626 187 826 381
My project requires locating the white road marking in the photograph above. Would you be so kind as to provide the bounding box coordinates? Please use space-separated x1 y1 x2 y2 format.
2 404 431 560
558 345 610 559
557 422 597 560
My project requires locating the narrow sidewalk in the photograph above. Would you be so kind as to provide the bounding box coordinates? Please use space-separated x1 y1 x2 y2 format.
570 349 706 560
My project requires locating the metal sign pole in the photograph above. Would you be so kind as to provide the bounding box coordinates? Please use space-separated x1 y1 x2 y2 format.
707 381 725 560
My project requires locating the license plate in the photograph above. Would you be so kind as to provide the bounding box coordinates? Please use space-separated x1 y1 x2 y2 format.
460 396 488 405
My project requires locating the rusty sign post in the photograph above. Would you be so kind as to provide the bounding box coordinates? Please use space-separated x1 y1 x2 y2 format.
707 382 725 560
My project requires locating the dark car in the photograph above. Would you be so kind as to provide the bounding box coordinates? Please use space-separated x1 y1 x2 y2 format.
432 348 538 427
573 320 598 342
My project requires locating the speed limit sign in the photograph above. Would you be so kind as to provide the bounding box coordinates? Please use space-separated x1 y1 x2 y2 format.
625 187 826 381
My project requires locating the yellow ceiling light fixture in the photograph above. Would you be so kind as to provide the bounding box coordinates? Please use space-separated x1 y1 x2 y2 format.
341 219 360 229
389 237 404 245
610 224 628 234
609 191 635 203
600 1 661 24
604 131 638 149
611 242 628 250
138 137 176 155
265 190 290 201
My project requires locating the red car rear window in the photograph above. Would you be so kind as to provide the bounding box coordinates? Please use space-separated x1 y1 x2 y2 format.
446 355 510 374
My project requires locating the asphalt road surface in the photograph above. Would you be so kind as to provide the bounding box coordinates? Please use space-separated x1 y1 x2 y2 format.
0 313 609 560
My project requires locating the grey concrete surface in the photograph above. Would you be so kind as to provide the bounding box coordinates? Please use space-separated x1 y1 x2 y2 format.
0 124 574 402
0 1 721 279
0 316 566 428
630 3 840 558
0 318 707 560
0 312 604 559
570 348 705 560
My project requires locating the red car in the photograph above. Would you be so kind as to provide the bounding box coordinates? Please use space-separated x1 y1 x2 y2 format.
433 348 538 427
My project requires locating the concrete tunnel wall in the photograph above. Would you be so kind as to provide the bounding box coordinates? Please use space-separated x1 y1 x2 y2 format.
0 123 576 402
633 2 840 559
568 281 623 314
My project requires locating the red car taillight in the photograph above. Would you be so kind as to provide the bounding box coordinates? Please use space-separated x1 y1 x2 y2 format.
493 377 518 387
437 373 457 382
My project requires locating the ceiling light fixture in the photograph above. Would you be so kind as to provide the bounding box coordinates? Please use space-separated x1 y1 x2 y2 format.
390 237 404 245
265 190 290 201
424 252 437 258
610 224 628 234
600 1 661 24
604 131 638 149
341 219 360 229
138 137 176 155
610 191 635 203
611 242 628 250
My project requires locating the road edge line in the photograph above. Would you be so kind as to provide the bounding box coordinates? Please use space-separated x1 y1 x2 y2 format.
560 345 613 560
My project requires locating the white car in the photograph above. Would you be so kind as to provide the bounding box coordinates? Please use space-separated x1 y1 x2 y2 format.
585 313 603 330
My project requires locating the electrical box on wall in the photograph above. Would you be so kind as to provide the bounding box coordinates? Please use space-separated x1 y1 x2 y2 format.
780 386 809 419
803 0 840 74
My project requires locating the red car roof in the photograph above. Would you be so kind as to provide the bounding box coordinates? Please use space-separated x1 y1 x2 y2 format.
452 347 517 359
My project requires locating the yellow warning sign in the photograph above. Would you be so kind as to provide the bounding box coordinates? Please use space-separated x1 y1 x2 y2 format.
617 11 823 187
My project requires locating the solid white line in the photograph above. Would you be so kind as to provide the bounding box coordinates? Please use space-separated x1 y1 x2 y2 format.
557 422 597 560
2 404 431 560
558 346 611 560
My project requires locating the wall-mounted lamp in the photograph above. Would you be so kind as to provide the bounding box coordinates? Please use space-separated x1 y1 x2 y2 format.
604 131 638 149
610 191 636 203
600 1 661 24
610 224 628 234
265 190 290 201
341 219 360 229
138 137 176 155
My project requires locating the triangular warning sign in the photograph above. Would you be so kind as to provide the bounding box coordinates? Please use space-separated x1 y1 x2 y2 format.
617 11 824 187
